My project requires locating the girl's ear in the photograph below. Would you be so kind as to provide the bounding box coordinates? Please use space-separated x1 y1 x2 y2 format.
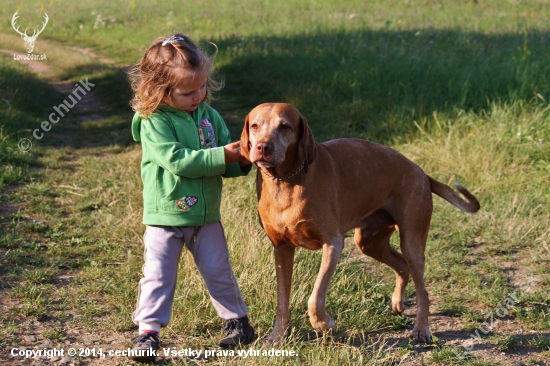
161 88 172 106
240 113 251 161
299 112 317 173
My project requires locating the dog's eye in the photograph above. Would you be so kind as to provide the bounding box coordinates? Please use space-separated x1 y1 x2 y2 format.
250 124 259 131
280 124 292 131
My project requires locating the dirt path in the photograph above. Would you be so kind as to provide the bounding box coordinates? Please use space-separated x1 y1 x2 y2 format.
0 48 106 124
0 47 133 366
346 238 550 366
0 47 106 223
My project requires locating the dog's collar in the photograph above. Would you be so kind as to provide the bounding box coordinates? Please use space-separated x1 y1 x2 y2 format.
257 161 305 181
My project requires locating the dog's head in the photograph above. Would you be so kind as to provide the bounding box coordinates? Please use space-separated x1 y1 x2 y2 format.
241 103 317 172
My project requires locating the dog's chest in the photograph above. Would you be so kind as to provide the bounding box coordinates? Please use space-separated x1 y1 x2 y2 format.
259 200 324 250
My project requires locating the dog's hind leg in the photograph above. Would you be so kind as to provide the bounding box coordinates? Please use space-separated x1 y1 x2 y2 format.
398 227 432 343
354 212 409 315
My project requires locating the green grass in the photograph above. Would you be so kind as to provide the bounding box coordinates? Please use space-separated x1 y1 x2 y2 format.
0 54 54 189
1 0 549 365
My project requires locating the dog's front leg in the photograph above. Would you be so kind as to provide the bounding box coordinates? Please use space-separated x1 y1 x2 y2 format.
308 240 343 332
264 244 296 346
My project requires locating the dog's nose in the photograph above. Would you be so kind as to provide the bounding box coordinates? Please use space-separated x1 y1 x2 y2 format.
256 142 273 156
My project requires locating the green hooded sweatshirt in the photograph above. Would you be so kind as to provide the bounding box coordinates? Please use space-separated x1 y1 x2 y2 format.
131 103 251 226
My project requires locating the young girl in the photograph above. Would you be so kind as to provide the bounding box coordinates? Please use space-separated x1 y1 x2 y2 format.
128 33 254 362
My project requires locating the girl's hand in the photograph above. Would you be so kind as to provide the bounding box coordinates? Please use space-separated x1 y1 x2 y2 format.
224 141 251 166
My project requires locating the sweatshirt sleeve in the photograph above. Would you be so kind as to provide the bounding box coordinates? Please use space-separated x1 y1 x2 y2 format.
141 114 226 178
211 109 252 178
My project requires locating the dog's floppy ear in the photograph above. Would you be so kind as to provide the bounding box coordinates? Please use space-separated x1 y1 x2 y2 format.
298 112 317 173
240 113 251 161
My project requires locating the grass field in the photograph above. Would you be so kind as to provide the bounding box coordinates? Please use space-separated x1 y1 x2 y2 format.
0 0 549 365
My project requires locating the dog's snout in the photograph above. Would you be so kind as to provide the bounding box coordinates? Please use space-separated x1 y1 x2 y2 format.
255 142 273 156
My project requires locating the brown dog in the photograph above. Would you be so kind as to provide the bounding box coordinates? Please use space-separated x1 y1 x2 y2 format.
240 103 480 344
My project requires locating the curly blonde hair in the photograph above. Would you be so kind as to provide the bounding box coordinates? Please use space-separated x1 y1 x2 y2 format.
128 33 223 118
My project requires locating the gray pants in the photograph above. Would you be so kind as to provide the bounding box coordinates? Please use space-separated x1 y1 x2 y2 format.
133 222 248 327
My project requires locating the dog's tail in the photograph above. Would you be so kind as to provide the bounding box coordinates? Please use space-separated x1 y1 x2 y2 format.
428 177 480 213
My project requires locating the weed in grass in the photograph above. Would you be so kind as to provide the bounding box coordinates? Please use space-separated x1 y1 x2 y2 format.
8 284 48 301
515 294 550 330
20 299 47 319
0 164 27 187
21 268 55 283
394 339 418 357
0 320 18 348
463 310 486 324
429 346 475 365
22 222 49 235
462 322 481 333
495 334 521 352
438 299 468 317
527 334 550 351
42 328 67 341
389 314 411 331
434 349 504 366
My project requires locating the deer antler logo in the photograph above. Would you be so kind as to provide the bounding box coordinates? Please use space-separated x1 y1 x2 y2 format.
11 11 49 54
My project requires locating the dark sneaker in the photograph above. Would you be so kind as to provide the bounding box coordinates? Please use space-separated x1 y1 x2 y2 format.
219 316 255 348
129 332 160 363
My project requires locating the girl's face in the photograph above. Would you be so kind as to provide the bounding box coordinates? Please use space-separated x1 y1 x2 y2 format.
166 67 208 112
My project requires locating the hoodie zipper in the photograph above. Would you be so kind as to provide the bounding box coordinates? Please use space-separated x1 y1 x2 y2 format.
190 111 207 226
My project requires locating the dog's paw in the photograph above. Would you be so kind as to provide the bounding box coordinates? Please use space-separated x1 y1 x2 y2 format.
309 314 335 332
263 333 284 347
391 296 406 315
410 326 432 343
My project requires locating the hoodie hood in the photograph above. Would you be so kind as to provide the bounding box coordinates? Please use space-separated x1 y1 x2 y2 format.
132 104 209 142
131 112 142 142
